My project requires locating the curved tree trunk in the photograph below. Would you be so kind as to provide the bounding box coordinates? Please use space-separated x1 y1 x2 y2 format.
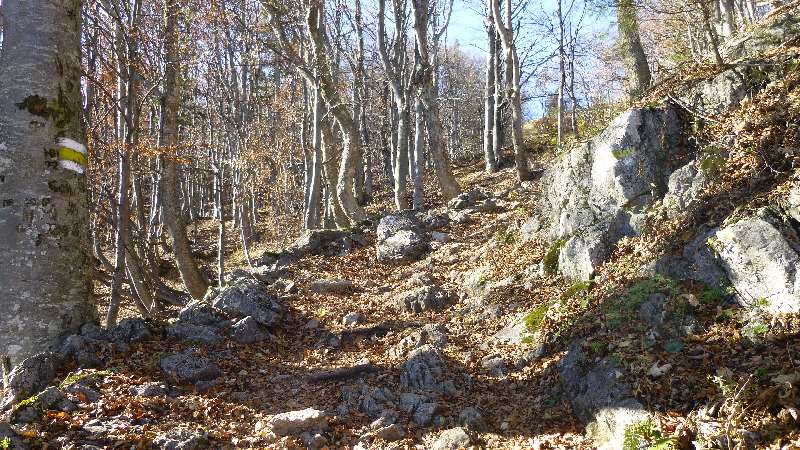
0 0 97 367
160 0 209 300
616 0 652 101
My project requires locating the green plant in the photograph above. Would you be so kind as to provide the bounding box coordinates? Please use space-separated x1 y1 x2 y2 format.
623 275 679 310
1 437 10 450
699 286 724 304
612 146 635 159
60 369 112 389
750 322 769 336
623 419 677 450
699 146 727 180
588 339 607 355
543 238 567 276
494 227 517 245
523 304 550 332
561 280 592 302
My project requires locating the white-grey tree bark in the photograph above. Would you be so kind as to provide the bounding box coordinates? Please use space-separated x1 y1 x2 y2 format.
0 0 97 367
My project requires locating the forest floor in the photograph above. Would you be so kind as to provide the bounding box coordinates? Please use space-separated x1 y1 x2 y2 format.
9 149 800 449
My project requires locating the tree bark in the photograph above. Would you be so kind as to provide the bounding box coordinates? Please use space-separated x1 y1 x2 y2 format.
616 0 652 101
484 16 498 173
490 0 530 181
0 0 97 366
160 0 209 300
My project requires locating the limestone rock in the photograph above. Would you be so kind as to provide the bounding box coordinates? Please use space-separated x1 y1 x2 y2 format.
177 301 227 328
211 279 284 326
712 209 800 314
153 428 209 450
159 349 220 383
1 352 56 411
166 322 223 346
267 408 328 436
231 316 269 344
400 345 448 392
432 427 471 450
394 285 450 313
559 342 650 450
662 160 710 216
459 407 488 432
388 324 448 359
310 279 355 294
376 213 429 263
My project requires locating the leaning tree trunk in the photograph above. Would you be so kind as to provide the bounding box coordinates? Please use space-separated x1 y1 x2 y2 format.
616 0 652 101
160 0 209 300
0 0 97 368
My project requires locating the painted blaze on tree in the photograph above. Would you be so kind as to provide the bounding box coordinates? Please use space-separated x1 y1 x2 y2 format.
0 0 97 370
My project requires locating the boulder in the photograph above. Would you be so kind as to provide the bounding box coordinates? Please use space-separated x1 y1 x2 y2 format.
711 209 800 314
230 316 269 344
448 189 487 211
394 285 450 313
376 213 429 263
166 323 223 346
559 342 650 450
480 355 508 377
342 312 364 327
159 349 220 383
211 279 284 326
266 408 328 436
258 229 366 267
432 427 471 450
108 318 152 344
650 227 727 288
0 352 56 411
129 382 168 397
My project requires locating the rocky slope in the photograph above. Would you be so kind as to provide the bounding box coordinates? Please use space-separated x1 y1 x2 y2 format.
2 5 800 450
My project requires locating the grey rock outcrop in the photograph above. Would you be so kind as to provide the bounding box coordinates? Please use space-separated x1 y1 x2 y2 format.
662 160 710 217
258 228 366 268
537 107 683 280
153 428 209 450
559 342 650 450
388 324 448 359
376 213 429 263
711 209 800 314
400 345 453 394
211 279 284 326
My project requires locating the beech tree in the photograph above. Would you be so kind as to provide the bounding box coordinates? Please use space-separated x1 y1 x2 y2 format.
0 0 97 367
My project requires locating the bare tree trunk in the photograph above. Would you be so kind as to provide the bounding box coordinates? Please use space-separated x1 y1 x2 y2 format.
160 0 208 300
411 0 461 200
484 15 498 173
412 94 425 209
0 0 97 366
616 0 652 101
490 0 530 181
305 83 324 229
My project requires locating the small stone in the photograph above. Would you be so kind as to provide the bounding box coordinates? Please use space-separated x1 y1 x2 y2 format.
310 279 356 294
153 428 209 450
342 312 364 327
305 318 320 329
481 355 507 377
374 424 405 442
432 427 471 450
459 406 487 432
129 382 168 397
267 408 328 436
159 349 220 383
431 231 450 243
